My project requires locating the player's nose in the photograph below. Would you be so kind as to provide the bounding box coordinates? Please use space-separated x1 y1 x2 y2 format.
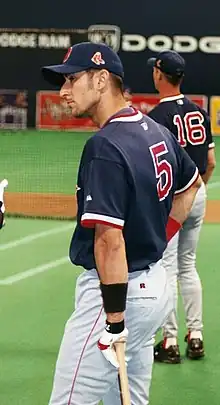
60 81 70 99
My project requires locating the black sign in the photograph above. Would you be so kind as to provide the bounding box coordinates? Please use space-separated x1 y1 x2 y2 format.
0 14 219 127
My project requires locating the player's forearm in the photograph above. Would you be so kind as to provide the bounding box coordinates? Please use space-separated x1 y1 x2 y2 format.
170 175 202 225
202 148 216 184
202 165 215 184
95 225 128 323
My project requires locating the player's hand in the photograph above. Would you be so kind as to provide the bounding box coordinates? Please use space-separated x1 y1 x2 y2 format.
97 321 128 368
0 179 8 228
0 179 8 213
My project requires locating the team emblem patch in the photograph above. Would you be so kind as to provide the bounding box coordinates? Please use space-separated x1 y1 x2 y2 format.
63 47 72 63
91 52 105 66
88 24 121 53
156 59 162 68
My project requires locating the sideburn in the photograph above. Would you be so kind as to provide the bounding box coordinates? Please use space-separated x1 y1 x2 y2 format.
87 71 95 90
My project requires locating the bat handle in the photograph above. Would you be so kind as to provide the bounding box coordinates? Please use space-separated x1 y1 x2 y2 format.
114 340 131 405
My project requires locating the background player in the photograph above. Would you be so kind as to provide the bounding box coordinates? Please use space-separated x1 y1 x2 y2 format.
148 50 216 363
0 179 8 229
42 42 202 405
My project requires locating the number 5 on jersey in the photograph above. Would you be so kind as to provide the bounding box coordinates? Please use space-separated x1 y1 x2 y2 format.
150 141 173 201
173 111 206 147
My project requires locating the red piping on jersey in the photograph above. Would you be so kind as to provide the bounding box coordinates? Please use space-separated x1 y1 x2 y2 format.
102 107 139 127
81 219 123 230
67 305 103 405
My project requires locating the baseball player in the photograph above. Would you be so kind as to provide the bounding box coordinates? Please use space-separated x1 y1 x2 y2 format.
0 179 8 229
147 50 216 363
123 85 132 106
42 42 202 405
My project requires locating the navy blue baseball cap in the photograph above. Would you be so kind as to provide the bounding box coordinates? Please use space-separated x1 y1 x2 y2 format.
42 42 124 86
147 50 185 77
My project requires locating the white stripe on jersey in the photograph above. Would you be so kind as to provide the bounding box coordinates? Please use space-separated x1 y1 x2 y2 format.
175 167 199 195
81 213 124 228
110 110 143 123
160 94 184 103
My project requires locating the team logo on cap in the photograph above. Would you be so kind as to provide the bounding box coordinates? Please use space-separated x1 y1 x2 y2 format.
156 60 162 68
91 52 105 65
63 47 72 63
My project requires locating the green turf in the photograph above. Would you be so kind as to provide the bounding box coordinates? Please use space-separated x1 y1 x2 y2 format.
0 130 219 199
207 172 220 200
151 223 220 405
0 129 219 404
0 218 78 405
0 218 220 404
0 130 92 194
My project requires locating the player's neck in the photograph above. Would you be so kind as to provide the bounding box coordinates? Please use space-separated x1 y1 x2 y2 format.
158 86 181 100
92 95 128 128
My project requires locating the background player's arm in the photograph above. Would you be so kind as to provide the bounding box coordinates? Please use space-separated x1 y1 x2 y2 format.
166 142 202 241
95 225 128 323
202 148 216 184
202 114 216 184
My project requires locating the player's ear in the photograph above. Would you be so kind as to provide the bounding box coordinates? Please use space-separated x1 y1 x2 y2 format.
159 71 164 81
97 69 110 90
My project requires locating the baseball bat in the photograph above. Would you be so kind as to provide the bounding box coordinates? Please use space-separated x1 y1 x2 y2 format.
114 339 131 405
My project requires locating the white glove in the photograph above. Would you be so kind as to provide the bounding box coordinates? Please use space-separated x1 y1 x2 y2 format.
98 325 128 368
0 179 8 214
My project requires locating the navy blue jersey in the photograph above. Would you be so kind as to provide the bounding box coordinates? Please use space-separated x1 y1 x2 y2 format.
69 108 198 272
148 95 215 175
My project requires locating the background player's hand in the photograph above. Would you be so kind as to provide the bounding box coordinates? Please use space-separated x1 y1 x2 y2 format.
98 323 128 368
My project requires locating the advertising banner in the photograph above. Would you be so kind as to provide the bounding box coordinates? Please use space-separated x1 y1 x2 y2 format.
36 91 96 130
36 91 207 130
131 94 207 114
210 96 220 135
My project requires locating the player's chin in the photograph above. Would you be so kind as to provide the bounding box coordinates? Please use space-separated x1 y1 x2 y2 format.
70 105 87 118
74 109 90 118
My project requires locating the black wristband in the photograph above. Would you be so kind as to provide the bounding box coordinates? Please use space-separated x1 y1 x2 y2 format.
100 282 128 313
105 320 125 334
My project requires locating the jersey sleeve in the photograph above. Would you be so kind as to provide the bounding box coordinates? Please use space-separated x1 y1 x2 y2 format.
80 158 129 229
205 113 215 149
174 143 199 194
148 105 169 127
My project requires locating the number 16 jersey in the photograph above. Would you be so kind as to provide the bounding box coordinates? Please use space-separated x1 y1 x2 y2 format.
148 94 215 175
